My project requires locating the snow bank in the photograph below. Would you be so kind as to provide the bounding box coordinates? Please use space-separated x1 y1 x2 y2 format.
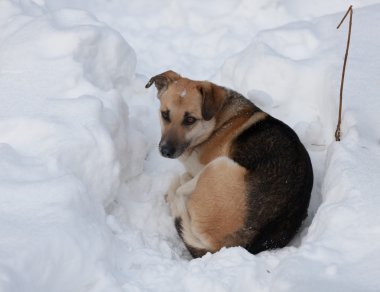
0 2 139 291
1 0 380 291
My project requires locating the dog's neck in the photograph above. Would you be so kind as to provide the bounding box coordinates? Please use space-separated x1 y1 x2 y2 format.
214 89 261 131
181 89 262 164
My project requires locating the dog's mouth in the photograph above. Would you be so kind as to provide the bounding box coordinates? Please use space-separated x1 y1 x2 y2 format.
159 142 189 159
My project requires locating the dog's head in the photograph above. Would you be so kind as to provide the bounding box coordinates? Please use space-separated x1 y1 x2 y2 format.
146 70 226 158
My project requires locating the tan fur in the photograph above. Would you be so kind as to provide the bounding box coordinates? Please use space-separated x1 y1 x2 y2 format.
158 76 267 165
186 157 248 251
159 79 216 151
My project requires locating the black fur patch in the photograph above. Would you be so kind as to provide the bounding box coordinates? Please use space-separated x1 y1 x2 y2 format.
174 217 184 239
230 116 313 254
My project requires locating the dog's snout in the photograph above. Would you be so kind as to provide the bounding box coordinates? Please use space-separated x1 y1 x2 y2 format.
160 144 176 158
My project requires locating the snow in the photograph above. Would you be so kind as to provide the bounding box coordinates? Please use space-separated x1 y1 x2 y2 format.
0 0 380 291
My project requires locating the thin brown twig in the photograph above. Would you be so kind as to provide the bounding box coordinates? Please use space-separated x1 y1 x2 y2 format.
335 5 353 141
337 5 352 29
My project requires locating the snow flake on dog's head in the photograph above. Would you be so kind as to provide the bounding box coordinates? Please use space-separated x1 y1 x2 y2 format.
180 89 187 97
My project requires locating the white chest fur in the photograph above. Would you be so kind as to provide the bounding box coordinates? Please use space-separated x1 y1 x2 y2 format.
179 150 204 177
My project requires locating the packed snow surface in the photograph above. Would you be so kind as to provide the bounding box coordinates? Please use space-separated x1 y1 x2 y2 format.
1 0 380 291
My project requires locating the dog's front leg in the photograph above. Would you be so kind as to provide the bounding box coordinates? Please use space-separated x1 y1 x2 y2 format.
167 173 199 218
165 172 192 203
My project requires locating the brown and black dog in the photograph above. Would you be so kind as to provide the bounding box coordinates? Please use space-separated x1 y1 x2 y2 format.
146 70 313 258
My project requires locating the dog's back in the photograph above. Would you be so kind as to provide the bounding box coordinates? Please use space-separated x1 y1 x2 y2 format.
230 116 313 253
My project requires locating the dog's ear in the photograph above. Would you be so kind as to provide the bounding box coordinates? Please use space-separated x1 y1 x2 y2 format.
145 70 181 95
198 82 226 121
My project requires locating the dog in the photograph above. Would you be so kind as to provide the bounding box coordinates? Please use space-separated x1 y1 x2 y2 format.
146 70 313 258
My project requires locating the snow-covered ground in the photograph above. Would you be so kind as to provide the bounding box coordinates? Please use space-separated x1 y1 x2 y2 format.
1 0 380 291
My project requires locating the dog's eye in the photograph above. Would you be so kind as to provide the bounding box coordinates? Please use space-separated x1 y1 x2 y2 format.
161 111 170 122
183 116 197 126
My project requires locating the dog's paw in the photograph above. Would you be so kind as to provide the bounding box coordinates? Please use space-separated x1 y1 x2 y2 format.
180 172 193 185
166 173 193 217
166 189 180 217
165 175 181 204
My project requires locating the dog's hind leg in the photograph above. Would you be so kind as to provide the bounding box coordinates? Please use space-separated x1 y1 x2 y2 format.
176 157 249 257
168 173 214 256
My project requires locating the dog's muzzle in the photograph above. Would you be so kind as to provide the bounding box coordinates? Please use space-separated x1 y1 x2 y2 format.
160 143 177 158
159 140 189 159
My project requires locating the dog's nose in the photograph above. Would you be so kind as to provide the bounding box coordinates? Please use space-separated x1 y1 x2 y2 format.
160 144 176 158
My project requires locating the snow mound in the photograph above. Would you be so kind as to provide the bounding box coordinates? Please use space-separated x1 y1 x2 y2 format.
0 3 140 291
0 5 138 203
